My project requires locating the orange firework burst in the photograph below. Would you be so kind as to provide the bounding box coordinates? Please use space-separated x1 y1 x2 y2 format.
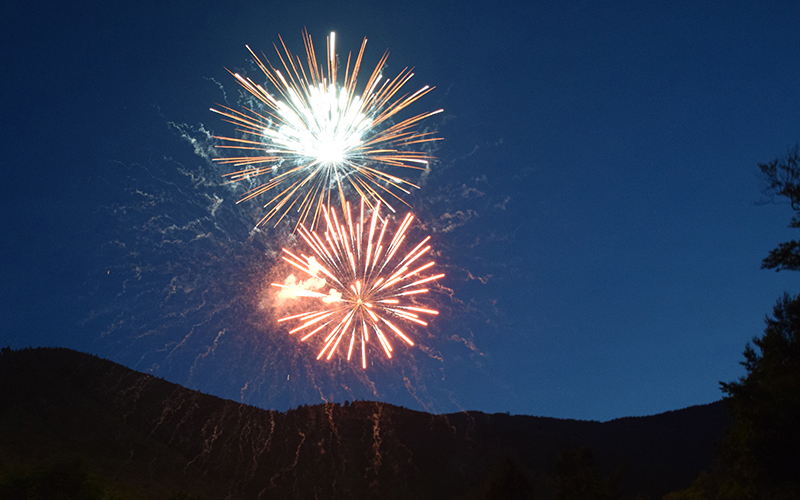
211 30 443 229
272 198 443 368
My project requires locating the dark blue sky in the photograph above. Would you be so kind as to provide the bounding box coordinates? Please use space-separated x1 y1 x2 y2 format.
3 0 800 421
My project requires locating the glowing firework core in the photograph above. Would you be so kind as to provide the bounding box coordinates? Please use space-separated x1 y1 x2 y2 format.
272 198 443 368
211 31 443 228
270 85 370 167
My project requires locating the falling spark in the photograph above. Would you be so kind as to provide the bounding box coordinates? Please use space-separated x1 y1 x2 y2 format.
272 198 443 368
211 30 443 229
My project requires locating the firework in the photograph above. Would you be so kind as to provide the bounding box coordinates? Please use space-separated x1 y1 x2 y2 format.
211 30 443 229
272 198 443 368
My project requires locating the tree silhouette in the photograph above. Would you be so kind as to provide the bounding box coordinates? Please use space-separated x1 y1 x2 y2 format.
704 146 800 498
717 293 800 499
549 448 622 500
667 147 800 500
477 457 535 500
759 145 800 271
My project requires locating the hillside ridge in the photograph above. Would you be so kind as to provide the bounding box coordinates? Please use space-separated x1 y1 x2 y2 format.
0 347 730 499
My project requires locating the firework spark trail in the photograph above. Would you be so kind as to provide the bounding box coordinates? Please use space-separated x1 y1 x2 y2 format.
272 198 444 368
210 30 443 229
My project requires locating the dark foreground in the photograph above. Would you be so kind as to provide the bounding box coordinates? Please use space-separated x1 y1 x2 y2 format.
0 347 730 499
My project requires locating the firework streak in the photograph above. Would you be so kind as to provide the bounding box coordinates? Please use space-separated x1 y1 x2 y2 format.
211 31 443 228
272 198 443 368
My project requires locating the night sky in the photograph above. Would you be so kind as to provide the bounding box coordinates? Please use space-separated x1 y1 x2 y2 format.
3 0 800 421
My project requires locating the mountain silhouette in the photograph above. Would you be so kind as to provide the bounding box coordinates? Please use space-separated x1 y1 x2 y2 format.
0 347 730 499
